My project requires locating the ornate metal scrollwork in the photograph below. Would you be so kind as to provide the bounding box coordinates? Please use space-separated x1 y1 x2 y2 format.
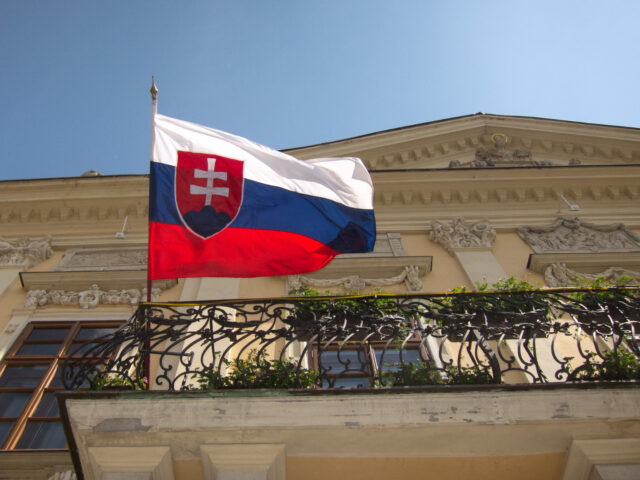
62 288 640 391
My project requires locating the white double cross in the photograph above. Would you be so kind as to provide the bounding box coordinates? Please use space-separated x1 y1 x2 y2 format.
189 157 229 206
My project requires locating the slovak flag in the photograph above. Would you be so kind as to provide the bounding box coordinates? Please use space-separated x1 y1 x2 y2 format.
148 114 376 280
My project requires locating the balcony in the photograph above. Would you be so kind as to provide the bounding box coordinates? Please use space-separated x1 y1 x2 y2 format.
53 287 640 480
61 287 640 391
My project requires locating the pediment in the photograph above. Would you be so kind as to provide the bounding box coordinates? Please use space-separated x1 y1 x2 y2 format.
288 114 640 171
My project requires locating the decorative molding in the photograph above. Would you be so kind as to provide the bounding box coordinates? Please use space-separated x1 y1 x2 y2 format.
371 166 640 231
517 217 640 253
430 218 496 251
54 246 147 271
20 270 176 292
288 264 424 293
544 263 640 287
527 251 640 275
0 235 52 268
289 114 640 170
449 133 554 169
24 284 161 309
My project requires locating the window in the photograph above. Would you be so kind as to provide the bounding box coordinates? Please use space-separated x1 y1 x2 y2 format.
311 339 428 389
0 321 122 450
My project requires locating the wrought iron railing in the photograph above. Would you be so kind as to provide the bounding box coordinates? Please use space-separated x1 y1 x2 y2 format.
61 288 640 391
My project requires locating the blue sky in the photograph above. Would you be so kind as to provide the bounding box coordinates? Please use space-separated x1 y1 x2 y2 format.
1 1 639 180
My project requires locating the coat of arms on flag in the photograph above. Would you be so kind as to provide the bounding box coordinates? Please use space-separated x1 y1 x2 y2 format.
175 151 244 239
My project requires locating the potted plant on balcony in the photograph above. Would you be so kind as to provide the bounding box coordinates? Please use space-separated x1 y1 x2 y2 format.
380 361 494 387
92 372 148 391
568 348 640 382
568 275 639 334
197 350 318 390
286 287 402 342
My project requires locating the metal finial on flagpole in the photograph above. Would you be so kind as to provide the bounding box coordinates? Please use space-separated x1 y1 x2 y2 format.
150 75 158 101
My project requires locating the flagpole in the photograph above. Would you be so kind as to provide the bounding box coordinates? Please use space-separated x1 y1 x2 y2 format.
147 76 157 303
144 77 158 390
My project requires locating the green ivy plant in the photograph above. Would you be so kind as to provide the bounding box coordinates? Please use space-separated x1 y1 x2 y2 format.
570 275 639 311
440 276 544 316
381 362 494 387
93 373 148 390
288 286 400 323
570 349 640 381
197 351 318 390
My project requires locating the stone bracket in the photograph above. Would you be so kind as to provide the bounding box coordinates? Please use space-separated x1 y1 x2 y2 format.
87 446 174 480
562 438 640 480
200 444 285 480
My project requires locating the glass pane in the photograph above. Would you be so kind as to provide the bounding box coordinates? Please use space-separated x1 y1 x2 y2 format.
27 328 70 341
320 349 368 373
15 421 66 449
0 392 32 417
375 348 423 372
0 421 14 446
69 341 102 356
33 393 59 417
0 365 49 387
16 343 62 356
75 327 117 340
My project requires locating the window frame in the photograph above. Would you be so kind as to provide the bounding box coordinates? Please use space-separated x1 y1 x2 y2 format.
309 328 430 389
0 320 124 450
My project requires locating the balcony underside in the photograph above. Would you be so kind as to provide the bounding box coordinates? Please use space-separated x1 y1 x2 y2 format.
59 384 640 480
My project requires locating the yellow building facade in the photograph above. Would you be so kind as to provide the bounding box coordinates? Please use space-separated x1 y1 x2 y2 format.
0 114 639 479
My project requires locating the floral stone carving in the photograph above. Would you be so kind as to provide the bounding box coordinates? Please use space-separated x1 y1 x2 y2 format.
544 263 640 287
517 217 640 253
430 218 496 251
24 284 161 309
0 235 53 268
288 265 423 293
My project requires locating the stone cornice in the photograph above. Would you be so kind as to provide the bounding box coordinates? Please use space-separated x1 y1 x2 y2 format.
372 165 640 231
0 175 149 243
2 167 639 236
288 115 640 170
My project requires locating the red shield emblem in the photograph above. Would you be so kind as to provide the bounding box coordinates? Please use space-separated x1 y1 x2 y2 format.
175 151 244 239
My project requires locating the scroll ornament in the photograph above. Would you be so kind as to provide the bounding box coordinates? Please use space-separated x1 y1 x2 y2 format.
544 263 640 287
0 235 53 268
288 265 423 293
24 284 161 309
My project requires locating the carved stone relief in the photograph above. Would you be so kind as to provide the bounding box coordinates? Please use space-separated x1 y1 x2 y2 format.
288 265 423 293
55 247 147 271
448 133 554 169
24 284 161 309
430 218 496 251
0 235 53 268
517 217 640 253
544 263 640 287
